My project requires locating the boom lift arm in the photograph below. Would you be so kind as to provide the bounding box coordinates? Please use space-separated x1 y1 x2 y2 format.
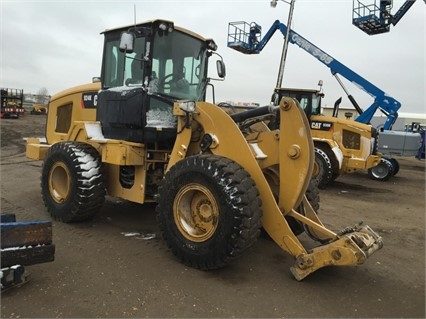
227 20 401 130
391 0 418 25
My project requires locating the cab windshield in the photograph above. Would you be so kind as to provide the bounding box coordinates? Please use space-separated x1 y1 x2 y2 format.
278 90 322 115
102 27 209 101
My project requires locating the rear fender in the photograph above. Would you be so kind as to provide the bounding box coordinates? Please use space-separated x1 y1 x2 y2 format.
314 139 343 169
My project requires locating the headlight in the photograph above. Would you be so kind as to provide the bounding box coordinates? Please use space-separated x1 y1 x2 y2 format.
179 100 196 113
206 39 218 51
158 22 173 33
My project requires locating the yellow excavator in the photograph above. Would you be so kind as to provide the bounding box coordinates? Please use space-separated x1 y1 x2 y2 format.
26 19 382 280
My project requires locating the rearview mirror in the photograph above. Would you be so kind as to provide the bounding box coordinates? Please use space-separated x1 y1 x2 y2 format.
119 32 135 53
216 60 226 78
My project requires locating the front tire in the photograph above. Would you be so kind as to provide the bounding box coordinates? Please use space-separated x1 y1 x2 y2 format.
312 148 333 189
288 179 321 236
156 155 262 270
41 142 106 222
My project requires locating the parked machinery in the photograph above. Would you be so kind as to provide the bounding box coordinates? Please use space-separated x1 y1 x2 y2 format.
30 104 48 115
26 19 382 280
228 21 383 186
227 19 420 184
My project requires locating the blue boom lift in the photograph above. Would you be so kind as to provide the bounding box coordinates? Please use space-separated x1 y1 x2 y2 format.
227 19 401 130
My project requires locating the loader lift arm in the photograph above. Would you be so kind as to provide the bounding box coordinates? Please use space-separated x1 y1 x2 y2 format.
227 20 401 130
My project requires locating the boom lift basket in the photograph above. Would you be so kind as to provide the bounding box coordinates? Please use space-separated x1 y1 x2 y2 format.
352 0 392 35
227 21 261 54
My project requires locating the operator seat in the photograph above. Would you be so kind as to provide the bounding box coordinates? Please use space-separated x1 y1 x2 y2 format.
129 58 143 85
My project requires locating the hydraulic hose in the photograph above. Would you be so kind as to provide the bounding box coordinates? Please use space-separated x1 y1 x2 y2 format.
230 105 278 123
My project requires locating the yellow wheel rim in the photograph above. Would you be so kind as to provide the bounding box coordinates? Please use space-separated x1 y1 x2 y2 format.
49 162 71 204
173 183 219 242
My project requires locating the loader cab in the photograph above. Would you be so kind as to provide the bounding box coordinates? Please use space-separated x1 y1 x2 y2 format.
273 88 323 119
101 20 217 100
97 19 220 143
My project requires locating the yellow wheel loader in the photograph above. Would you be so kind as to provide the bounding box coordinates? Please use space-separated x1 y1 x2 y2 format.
271 87 382 188
30 104 48 115
26 19 382 280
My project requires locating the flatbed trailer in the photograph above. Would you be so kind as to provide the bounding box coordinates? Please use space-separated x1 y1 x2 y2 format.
1 88 25 119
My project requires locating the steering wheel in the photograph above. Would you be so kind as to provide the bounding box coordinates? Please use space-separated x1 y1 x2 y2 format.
159 73 180 90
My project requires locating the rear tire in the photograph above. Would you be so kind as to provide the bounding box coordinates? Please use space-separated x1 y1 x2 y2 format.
312 148 333 189
156 154 262 270
41 142 106 222
388 157 400 176
368 157 393 181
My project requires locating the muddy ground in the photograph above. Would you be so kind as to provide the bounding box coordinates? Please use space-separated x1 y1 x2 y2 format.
1 114 425 318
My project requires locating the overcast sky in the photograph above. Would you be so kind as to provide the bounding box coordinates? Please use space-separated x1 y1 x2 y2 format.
1 0 425 114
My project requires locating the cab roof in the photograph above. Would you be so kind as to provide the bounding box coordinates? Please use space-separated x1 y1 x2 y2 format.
101 19 212 43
